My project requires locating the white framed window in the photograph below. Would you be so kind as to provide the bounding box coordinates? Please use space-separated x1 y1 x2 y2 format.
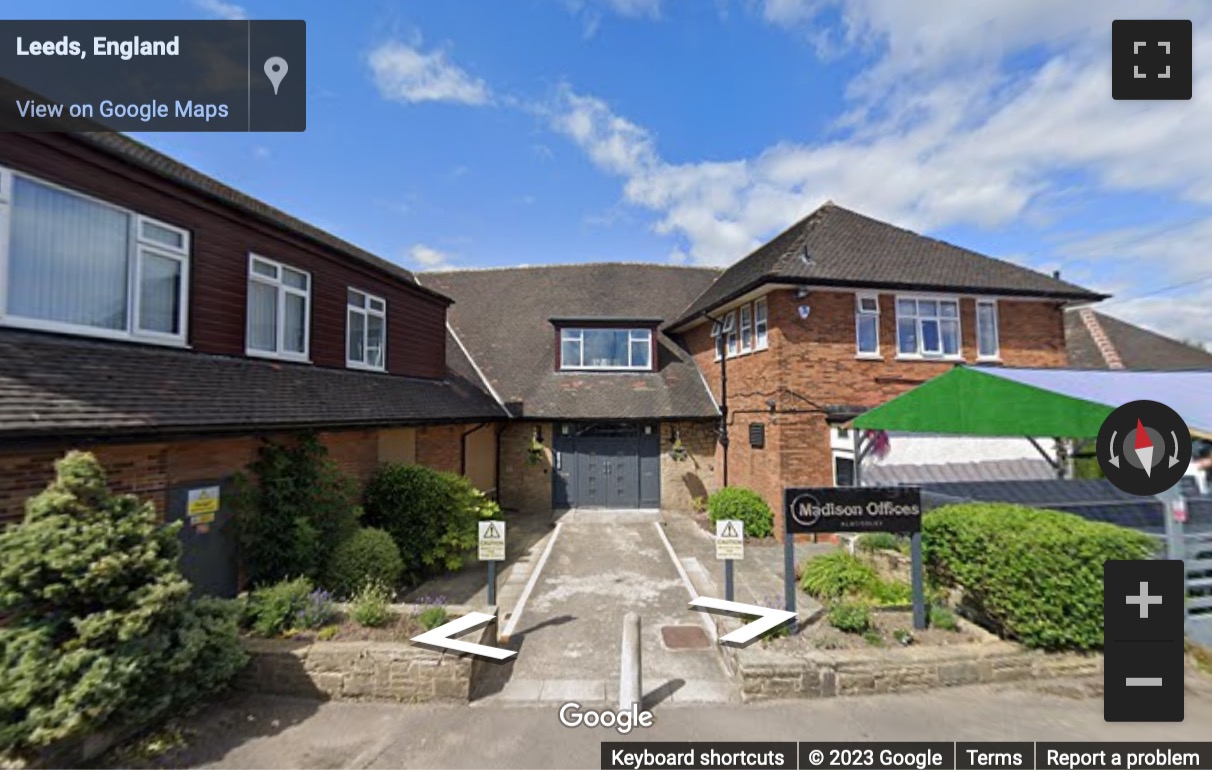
895 296 960 358
739 304 753 353
754 297 768 350
560 327 653 370
855 292 880 357
347 288 387 370
710 319 724 361
724 311 738 358
246 254 310 361
976 299 1000 360
0 167 190 345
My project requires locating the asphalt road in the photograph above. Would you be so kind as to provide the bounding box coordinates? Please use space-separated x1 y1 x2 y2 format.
141 675 1212 769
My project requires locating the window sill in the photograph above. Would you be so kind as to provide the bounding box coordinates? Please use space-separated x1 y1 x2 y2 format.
347 361 388 373
855 353 883 361
246 349 312 364
894 354 964 362
0 317 190 349
976 356 1002 364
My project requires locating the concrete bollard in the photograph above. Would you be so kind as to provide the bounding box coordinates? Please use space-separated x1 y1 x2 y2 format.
619 612 642 711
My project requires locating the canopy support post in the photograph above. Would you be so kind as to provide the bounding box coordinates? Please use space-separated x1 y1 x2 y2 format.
1027 437 1063 478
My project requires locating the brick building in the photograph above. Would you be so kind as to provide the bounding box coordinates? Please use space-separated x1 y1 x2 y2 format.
5 129 1148 588
0 132 506 594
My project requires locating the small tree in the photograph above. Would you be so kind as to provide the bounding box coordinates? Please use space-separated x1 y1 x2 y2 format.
0 452 245 759
233 434 360 587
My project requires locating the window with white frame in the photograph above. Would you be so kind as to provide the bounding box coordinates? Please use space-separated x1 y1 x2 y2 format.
247 254 310 360
711 319 725 360
754 297 768 350
896 296 960 357
739 304 753 353
976 299 999 359
724 311 738 357
0 168 190 344
560 327 653 370
347 289 386 370
855 293 880 356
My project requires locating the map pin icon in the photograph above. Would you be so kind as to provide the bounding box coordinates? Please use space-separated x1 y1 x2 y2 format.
264 56 288 95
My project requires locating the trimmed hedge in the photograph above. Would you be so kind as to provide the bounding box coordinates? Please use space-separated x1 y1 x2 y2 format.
363 464 499 583
707 487 774 539
325 527 404 599
922 503 1157 650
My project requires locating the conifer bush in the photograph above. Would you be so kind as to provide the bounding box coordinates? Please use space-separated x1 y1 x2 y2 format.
0 452 246 760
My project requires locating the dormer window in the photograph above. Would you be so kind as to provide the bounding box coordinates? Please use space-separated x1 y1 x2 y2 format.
560 327 654 371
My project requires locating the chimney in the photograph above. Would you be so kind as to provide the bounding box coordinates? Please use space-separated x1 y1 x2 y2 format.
1052 270 1061 280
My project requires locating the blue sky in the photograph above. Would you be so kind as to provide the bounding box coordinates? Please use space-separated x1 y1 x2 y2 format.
15 0 1212 342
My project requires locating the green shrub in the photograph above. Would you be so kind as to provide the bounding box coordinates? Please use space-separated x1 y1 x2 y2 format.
325 528 404 599
244 577 314 637
350 581 394 628
0 452 246 759
233 435 360 587
929 605 959 632
418 606 450 631
862 629 884 647
827 601 872 634
363 464 497 583
856 532 905 553
799 551 878 599
922 503 1157 650
296 589 336 630
706 487 773 539
867 577 913 606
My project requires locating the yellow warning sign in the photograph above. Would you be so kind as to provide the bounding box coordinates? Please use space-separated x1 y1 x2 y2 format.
478 520 506 561
715 519 744 560
187 486 220 517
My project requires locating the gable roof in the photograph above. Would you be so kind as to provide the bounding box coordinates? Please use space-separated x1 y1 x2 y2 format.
54 132 450 304
0 328 506 441
672 202 1105 327
420 264 722 420
1065 308 1212 371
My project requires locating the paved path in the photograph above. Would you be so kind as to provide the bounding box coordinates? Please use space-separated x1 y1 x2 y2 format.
145 676 1212 769
473 511 734 706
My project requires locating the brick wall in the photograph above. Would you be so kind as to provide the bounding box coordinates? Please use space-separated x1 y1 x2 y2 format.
683 287 1069 535
416 424 465 474
0 425 472 526
497 422 553 514
660 420 720 512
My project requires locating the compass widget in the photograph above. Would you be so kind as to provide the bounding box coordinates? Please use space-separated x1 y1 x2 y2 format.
1097 400 1191 496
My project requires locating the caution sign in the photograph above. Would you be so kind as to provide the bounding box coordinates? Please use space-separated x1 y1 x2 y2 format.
478 520 506 561
715 519 744 560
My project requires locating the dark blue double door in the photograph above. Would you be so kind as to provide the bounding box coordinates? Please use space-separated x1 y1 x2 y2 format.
553 422 661 509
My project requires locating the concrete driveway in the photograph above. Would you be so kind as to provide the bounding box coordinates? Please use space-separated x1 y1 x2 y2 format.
474 509 734 706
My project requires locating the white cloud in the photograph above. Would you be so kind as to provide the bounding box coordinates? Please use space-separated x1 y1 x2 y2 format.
409 244 455 269
546 0 1212 306
192 0 246 20
562 0 662 38
368 40 491 106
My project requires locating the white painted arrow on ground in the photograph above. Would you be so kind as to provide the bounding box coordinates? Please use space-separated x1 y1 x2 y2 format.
410 611 516 661
689 597 797 646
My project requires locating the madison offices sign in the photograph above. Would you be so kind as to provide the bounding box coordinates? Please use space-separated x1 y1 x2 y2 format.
784 486 922 534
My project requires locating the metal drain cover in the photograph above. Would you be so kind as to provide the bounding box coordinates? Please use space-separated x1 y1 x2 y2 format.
661 625 711 650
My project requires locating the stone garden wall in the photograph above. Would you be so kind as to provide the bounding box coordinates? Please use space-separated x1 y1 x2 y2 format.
236 608 496 704
708 608 1102 702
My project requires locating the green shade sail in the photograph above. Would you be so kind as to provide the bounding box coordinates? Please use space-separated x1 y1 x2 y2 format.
851 366 1115 438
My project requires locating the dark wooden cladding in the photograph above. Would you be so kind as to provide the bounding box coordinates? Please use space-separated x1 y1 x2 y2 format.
0 133 448 379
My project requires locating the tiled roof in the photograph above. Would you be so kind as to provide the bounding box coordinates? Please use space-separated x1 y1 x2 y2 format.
421 264 722 420
65 133 449 303
1065 309 1212 371
673 202 1105 326
863 459 1055 486
0 329 506 440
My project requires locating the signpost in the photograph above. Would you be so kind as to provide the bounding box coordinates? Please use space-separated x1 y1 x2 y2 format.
715 519 744 601
478 520 505 606
782 486 925 630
